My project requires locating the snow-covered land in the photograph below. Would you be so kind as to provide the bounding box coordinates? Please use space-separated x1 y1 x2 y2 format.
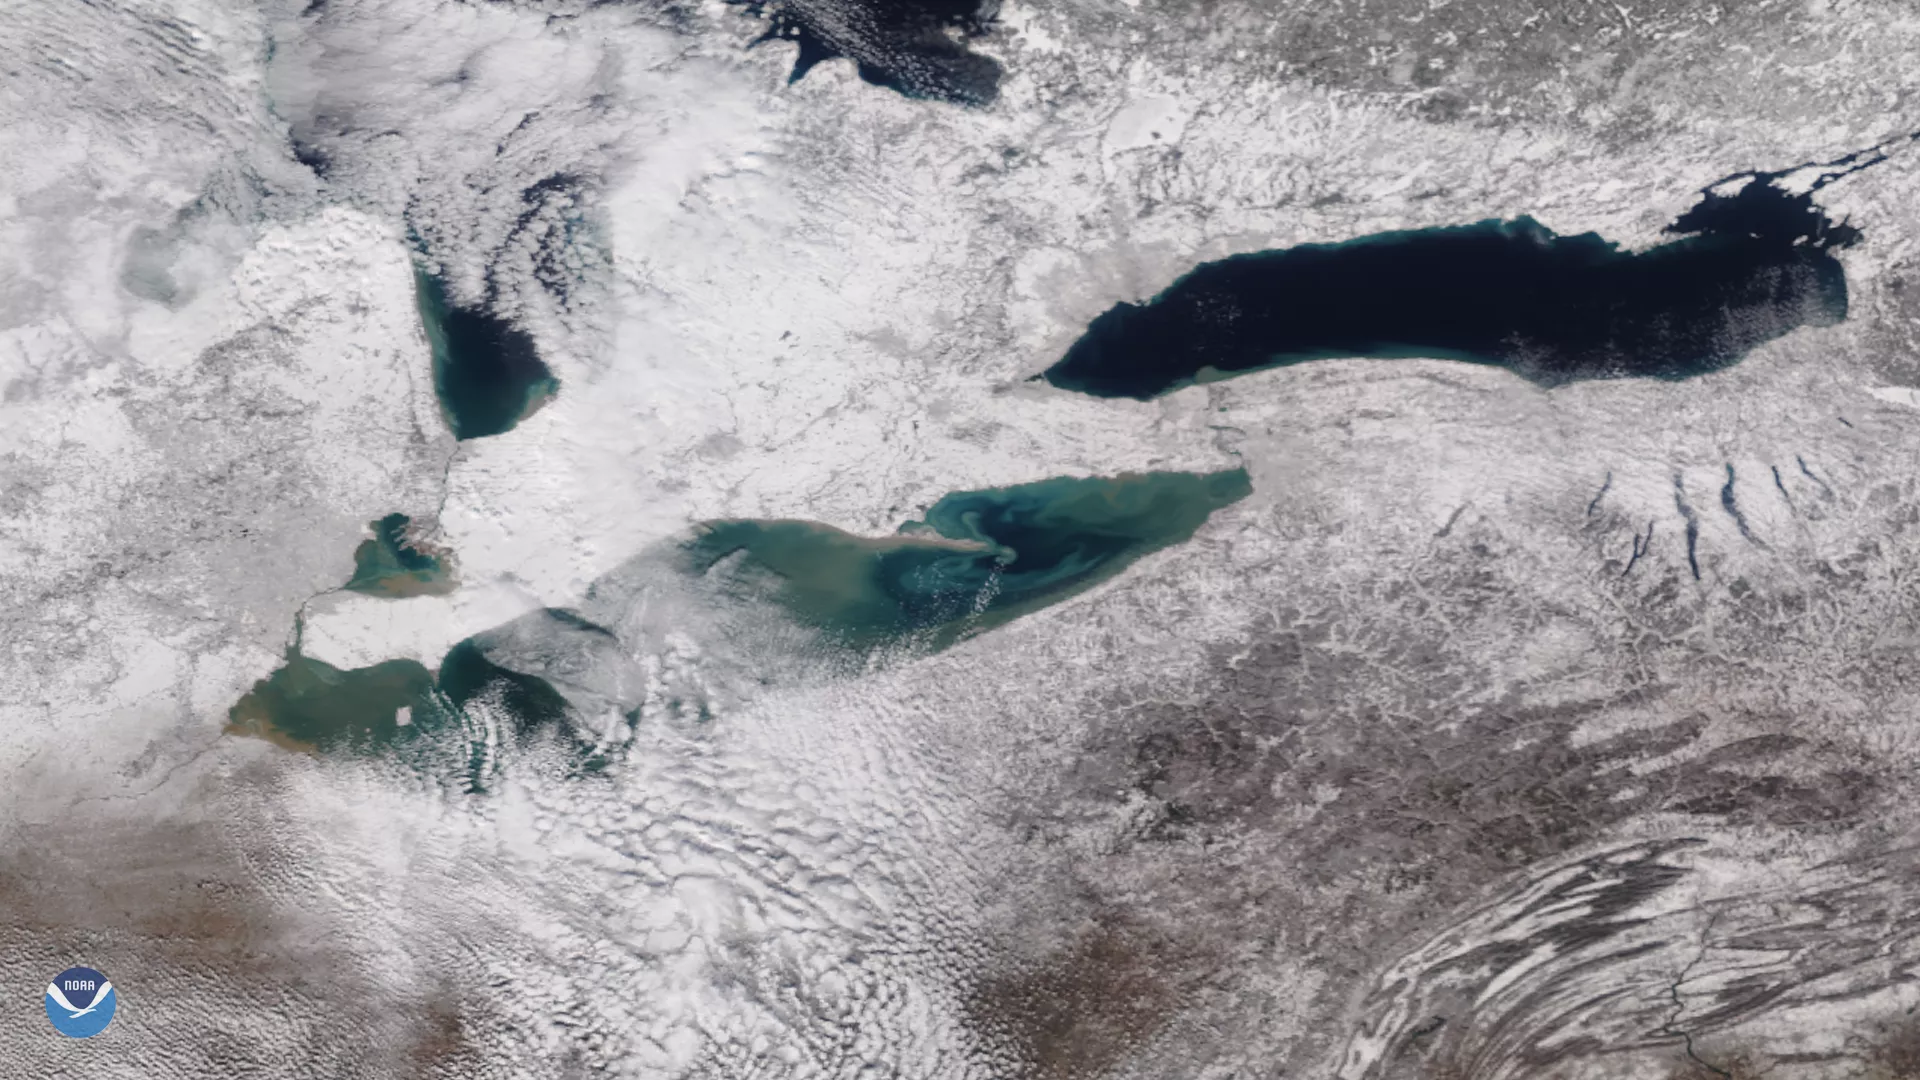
6 0 1920 1075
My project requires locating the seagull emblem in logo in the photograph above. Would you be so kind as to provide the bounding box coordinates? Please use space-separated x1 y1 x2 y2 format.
45 980 113 1019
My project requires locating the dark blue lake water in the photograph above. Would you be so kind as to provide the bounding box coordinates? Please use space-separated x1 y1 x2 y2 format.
734 0 1002 106
415 270 559 440
1041 179 1858 399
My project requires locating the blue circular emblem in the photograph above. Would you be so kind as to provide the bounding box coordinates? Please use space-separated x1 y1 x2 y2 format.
44 966 115 1037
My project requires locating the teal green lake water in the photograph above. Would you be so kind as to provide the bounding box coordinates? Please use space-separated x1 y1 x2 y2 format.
231 507 573 763
230 636 571 764
687 468 1251 651
344 513 456 598
233 469 1251 758
227 648 441 753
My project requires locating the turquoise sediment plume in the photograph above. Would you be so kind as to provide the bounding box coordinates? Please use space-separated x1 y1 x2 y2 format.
344 513 456 598
415 268 559 440
686 468 1253 652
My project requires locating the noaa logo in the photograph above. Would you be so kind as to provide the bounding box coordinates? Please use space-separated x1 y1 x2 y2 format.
44 966 115 1038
